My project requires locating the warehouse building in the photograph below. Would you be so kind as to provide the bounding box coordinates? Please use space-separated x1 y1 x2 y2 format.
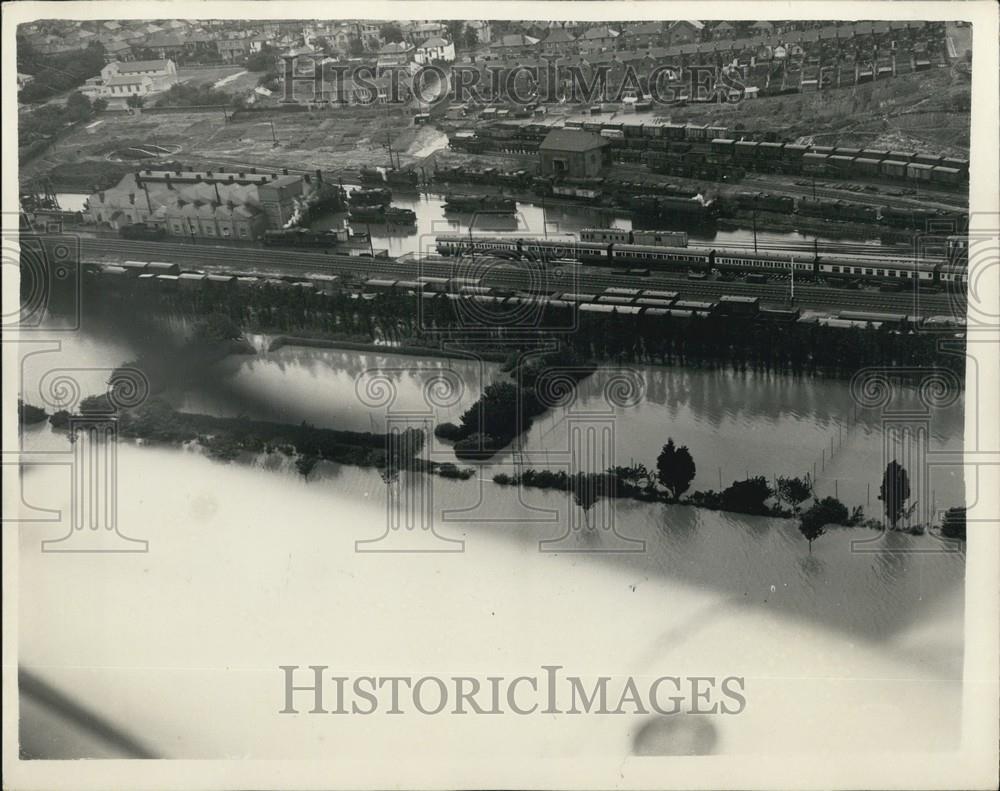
538 129 609 179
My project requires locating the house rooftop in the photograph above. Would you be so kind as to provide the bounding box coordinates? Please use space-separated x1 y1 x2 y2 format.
539 128 609 153
490 33 540 48
543 28 577 43
104 74 151 87
116 59 173 73
582 26 620 40
379 41 414 54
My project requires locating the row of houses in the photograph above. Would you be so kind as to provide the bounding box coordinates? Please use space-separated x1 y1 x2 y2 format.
486 19 947 61
85 168 321 240
20 18 489 68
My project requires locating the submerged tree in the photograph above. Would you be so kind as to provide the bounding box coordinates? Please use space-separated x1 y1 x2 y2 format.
656 439 696 500
879 460 912 530
720 476 772 516
571 472 601 530
777 475 813 513
296 453 319 481
798 496 850 553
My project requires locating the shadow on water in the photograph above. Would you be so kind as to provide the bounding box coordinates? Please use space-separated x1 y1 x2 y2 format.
42 313 965 654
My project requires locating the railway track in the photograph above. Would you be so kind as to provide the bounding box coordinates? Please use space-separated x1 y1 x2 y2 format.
741 175 968 212
66 238 965 319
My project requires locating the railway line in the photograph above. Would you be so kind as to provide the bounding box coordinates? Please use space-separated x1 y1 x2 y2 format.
65 237 965 319
741 175 967 212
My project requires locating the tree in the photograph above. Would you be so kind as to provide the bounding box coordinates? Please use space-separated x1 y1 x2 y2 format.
126 94 144 109
571 472 600 530
18 399 48 426
720 476 772 516
246 43 277 72
776 475 812 512
380 23 404 44
609 463 655 495
457 381 542 445
656 439 696 500
940 506 966 541
798 496 850 552
446 21 466 45
349 36 365 57
65 91 93 122
296 453 319 480
464 27 480 50
879 460 911 529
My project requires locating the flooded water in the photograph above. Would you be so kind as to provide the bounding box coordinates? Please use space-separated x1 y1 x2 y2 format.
15 318 966 760
55 193 89 212
311 184 883 258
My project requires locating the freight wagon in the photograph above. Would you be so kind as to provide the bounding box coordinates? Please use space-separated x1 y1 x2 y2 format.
460 119 969 189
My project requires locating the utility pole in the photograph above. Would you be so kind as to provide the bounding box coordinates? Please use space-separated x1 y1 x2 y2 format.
790 256 795 302
752 194 758 254
269 119 277 143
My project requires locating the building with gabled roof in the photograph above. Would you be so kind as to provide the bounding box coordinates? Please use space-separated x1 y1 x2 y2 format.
539 129 609 178
415 37 455 64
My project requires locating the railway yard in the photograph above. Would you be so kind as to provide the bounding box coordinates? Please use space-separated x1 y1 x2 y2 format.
20 26 970 343
57 236 967 326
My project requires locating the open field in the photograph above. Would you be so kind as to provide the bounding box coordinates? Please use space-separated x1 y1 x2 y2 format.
19 102 444 188
175 65 261 94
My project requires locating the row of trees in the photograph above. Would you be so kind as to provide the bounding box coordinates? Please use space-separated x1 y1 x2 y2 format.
154 82 248 109
17 38 106 103
20 91 106 148
497 436 951 553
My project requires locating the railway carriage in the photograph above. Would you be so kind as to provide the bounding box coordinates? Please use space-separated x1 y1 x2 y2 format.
434 235 963 287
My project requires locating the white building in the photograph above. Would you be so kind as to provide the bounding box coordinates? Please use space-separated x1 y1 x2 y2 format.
415 37 455 64
100 59 178 92
101 74 154 97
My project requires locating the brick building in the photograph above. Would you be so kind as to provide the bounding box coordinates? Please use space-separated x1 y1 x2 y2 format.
538 129 609 178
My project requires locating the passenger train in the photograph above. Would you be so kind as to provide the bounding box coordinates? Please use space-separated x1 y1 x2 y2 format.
434 234 968 287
